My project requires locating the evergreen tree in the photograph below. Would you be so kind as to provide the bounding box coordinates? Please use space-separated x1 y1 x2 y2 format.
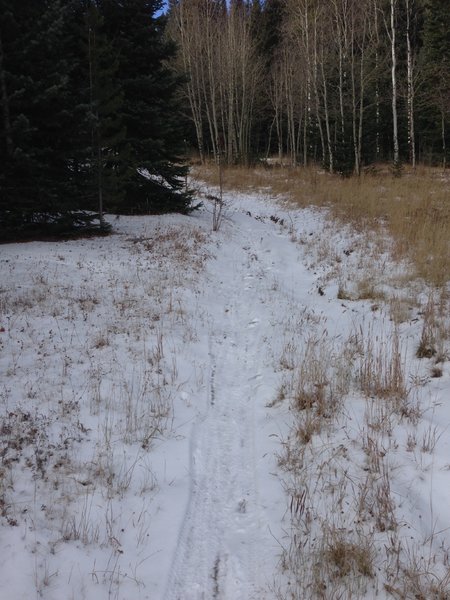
0 1 96 239
420 0 450 166
99 0 193 214
66 0 127 225
260 0 283 58
1 0 193 240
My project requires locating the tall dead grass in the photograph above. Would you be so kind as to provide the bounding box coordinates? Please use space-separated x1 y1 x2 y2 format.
192 163 450 287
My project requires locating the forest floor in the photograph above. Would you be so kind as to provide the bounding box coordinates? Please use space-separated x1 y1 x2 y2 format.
1 179 449 599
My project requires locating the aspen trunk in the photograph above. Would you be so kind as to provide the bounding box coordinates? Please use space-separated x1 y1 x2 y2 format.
374 3 381 160
312 12 325 168
406 0 416 169
320 45 333 173
390 0 400 168
442 110 446 171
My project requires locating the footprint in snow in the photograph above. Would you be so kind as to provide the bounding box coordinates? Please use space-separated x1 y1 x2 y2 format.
248 373 262 381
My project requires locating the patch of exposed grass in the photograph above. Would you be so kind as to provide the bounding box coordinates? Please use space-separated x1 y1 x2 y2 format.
323 527 375 579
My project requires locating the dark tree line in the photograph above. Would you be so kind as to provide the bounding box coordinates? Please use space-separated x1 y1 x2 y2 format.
1 0 447 240
168 0 450 174
0 0 192 241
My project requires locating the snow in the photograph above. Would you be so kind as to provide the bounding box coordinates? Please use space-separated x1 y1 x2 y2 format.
0 185 449 599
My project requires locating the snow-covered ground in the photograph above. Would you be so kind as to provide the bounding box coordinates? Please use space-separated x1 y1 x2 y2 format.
1 186 449 599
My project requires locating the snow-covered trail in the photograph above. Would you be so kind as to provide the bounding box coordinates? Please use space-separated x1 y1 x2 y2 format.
2 190 450 600
164 206 309 599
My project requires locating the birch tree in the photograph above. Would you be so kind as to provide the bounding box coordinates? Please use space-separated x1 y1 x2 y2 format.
285 0 317 166
405 0 416 168
168 0 447 170
388 0 400 170
168 0 207 162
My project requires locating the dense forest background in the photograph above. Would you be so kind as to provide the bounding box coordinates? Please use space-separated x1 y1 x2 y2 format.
0 0 448 239
168 0 449 174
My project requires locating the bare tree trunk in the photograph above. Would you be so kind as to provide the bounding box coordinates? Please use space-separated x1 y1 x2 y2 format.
357 38 365 175
374 2 381 161
266 115 275 160
283 47 298 166
168 2 205 162
338 40 345 147
333 0 346 148
234 7 260 165
405 0 416 169
296 107 303 160
320 40 333 173
442 109 446 171
351 20 359 175
285 0 315 167
304 1 312 166
215 2 261 165
277 110 283 164
270 30 303 167
303 112 308 167
205 5 220 161
390 0 400 169
312 10 326 168
271 64 284 163
350 3 368 177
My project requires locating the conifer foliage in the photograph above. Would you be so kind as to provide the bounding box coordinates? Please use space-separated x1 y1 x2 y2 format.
0 0 192 241
99 0 191 214
0 1 84 237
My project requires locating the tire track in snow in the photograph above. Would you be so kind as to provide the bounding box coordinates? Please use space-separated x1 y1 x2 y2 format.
164 224 269 600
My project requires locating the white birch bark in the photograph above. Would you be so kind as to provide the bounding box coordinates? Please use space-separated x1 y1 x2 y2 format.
390 0 400 168
405 0 416 169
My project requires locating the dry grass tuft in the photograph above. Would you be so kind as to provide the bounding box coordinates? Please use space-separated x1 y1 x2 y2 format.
323 527 375 579
416 292 450 364
357 325 409 408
